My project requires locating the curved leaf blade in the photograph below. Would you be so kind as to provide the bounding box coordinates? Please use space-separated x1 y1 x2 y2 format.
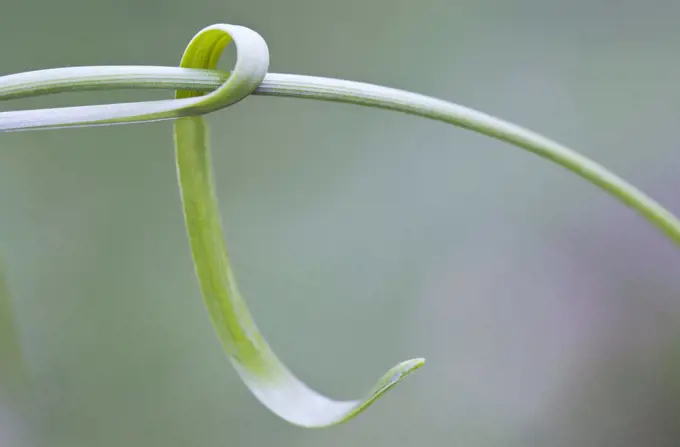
173 24 423 427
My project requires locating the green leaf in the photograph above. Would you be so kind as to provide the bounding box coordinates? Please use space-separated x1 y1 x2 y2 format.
3 19 680 429
172 25 424 428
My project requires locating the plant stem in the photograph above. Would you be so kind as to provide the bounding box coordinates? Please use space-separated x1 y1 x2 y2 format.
2 66 679 246
1 22 679 428
170 25 423 428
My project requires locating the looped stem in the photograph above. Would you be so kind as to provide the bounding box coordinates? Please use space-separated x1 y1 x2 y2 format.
173 24 424 428
0 24 269 131
0 22 424 428
2 20 680 428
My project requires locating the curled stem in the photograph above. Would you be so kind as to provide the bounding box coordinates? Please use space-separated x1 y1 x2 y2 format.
1 67 678 245
0 22 678 427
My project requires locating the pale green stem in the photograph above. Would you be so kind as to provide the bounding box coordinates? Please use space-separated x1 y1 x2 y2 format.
1 23 678 428
2 66 679 246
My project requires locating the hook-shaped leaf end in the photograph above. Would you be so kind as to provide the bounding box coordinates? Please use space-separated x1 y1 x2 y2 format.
173 23 424 428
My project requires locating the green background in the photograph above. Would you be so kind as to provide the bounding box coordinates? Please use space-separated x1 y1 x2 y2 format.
2 1 680 445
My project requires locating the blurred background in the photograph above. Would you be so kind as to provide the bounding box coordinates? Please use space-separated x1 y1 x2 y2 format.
2 0 680 445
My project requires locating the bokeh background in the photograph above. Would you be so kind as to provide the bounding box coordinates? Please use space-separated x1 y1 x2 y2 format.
2 0 680 446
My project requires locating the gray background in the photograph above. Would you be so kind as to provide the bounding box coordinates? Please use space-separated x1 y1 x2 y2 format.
2 0 680 446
